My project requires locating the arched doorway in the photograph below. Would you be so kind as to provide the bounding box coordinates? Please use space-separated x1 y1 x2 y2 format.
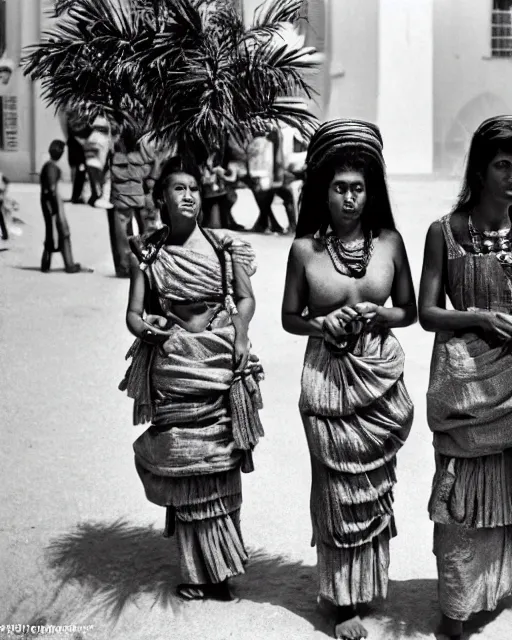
442 93 510 176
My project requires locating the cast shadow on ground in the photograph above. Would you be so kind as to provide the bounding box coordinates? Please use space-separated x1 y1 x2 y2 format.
12 265 65 272
39 519 493 638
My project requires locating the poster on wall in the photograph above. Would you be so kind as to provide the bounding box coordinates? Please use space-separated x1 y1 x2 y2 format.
0 94 18 151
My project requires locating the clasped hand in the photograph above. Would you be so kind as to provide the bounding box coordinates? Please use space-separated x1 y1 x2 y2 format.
140 314 173 344
469 307 512 341
322 302 379 343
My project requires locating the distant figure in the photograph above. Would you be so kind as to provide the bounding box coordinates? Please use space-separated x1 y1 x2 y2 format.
202 150 244 231
0 174 22 240
245 127 291 234
67 127 87 204
39 140 92 274
0 173 10 240
108 129 161 278
73 115 114 210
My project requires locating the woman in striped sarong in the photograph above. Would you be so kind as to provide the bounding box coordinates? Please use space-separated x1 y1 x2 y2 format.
120 156 264 601
419 116 512 639
282 120 416 639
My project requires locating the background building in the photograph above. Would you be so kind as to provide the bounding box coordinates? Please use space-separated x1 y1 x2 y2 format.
0 0 59 182
2 0 512 181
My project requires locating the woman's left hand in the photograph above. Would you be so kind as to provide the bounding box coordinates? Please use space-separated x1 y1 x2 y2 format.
353 301 380 324
234 333 251 372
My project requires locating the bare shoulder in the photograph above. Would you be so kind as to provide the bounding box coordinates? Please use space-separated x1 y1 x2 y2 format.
425 219 445 243
377 228 406 250
290 235 323 260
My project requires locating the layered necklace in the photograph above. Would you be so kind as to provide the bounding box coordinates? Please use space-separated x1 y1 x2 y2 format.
324 231 374 278
468 215 512 266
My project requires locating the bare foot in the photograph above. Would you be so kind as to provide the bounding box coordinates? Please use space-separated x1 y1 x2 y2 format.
438 614 463 639
176 579 233 602
334 608 368 639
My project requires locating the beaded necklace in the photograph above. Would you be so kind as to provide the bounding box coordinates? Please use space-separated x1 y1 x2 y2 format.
468 215 512 265
324 231 374 278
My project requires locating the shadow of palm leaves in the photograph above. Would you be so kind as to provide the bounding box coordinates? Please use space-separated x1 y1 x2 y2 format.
45 519 182 623
45 520 328 631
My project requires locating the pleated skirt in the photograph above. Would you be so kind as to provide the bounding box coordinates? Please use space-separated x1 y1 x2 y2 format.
136 462 248 584
317 522 395 606
430 449 512 620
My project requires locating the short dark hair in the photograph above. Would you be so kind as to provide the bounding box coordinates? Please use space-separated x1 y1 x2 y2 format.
153 156 203 207
49 140 66 161
453 116 512 214
296 146 396 238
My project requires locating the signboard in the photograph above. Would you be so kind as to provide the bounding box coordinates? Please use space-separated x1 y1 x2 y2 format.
0 95 18 151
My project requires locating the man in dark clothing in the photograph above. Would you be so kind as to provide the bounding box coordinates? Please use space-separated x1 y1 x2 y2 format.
67 130 87 204
0 173 9 240
39 140 92 273
108 130 161 277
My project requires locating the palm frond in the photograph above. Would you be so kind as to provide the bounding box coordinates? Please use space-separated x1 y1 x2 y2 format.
23 0 319 162
253 0 303 26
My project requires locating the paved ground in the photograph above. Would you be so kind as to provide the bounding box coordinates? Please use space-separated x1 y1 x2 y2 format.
1 180 511 640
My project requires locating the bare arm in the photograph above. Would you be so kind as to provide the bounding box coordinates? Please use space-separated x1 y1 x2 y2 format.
281 241 325 337
231 260 256 369
126 257 171 343
126 257 149 338
418 221 484 333
232 260 256 338
372 231 417 328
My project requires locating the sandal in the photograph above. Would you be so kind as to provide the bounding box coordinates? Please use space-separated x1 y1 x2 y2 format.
176 579 233 602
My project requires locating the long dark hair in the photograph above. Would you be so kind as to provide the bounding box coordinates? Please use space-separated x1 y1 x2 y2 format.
452 116 512 214
295 146 396 238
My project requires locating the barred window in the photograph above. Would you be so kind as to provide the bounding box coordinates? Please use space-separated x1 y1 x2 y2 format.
492 0 512 57
0 95 18 151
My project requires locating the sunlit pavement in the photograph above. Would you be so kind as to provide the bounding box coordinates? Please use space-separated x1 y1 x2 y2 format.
1 179 510 639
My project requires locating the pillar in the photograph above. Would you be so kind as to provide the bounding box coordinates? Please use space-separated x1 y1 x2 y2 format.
377 0 434 174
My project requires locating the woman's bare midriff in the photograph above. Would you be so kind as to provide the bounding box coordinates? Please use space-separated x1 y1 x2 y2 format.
167 301 225 333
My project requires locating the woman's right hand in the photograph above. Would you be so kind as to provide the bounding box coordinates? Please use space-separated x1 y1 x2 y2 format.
140 314 173 344
323 306 362 343
472 308 512 341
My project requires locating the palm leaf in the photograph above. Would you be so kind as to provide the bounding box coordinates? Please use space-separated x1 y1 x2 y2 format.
253 0 303 26
23 0 319 163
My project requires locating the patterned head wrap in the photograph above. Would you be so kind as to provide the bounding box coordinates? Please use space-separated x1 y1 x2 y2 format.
306 119 385 171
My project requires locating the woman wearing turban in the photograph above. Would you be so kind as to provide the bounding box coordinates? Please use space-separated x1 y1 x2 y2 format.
282 120 417 639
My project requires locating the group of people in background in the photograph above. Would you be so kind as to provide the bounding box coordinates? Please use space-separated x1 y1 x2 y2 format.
39 111 307 277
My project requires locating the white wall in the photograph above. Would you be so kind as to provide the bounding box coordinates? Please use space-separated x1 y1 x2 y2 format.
34 4 66 179
0 0 63 182
325 0 379 124
433 0 512 174
0 0 32 180
377 0 434 174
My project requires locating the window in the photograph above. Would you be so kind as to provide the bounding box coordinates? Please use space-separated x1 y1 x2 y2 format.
492 0 512 57
0 95 18 151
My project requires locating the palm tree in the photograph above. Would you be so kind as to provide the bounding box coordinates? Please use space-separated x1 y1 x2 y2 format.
23 0 319 163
